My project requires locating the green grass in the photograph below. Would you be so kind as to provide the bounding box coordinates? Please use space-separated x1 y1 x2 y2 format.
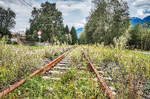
84 44 150 98
46 47 106 99
3 47 106 99
1 43 150 98
0 42 71 92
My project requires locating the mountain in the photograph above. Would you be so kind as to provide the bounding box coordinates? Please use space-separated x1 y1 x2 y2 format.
143 16 150 23
76 27 84 38
130 16 150 26
130 17 144 26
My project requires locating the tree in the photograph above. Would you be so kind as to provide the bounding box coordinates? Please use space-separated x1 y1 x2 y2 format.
79 31 87 44
109 0 130 44
0 7 16 38
128 24 142 48
70 26 77 44
58 25 72 44
64 25 69 34
84 0 130 45
27 2 64 43
62 25 73 44
128 24 150 50
61 33 72 44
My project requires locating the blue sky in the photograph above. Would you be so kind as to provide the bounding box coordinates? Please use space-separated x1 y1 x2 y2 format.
0 0 150 33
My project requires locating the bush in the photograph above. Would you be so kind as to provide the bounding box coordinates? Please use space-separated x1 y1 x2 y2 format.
128 24 150 50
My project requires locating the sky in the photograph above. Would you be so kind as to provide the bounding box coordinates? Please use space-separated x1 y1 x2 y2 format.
0 0 150 32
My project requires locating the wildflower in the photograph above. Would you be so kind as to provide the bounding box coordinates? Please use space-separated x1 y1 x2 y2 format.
69 83 73 87
92 96 95 98
53 85 56 88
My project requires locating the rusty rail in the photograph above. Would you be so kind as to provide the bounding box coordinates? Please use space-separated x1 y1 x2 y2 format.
0 49 71 98
82 51 115 99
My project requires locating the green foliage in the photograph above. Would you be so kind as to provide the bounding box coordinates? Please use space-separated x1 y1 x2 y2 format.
60 70 76 84
0 43 42 91
143 80 150 96
0 43 71 92
61 33 72 44
15 76 49 98
84 0 130 45
85 44 150 98
113 33 128 50
4 46 106 99
64 25 69 34
70 26 78 44
27 2 64 43
79 31 87 44
128 24 150 50
60 25 72 44
0 7 16 38
5 76 51 99
1 45 150 98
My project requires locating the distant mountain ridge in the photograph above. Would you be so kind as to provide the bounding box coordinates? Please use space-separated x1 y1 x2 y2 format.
131 15 150 26
143 16 150 23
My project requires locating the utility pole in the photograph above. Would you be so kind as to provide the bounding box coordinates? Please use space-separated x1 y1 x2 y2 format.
52 21 55 45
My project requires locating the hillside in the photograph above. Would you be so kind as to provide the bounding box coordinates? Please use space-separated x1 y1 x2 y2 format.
131 15 150 26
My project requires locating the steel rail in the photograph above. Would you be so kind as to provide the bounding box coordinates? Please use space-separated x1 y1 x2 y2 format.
82 51 115 99
0 48 72 98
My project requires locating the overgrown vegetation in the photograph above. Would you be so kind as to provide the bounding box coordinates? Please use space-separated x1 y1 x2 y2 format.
1 43 150 98
84 43 150 98
0 41 70 92
3 47 107 99
128 24 150 50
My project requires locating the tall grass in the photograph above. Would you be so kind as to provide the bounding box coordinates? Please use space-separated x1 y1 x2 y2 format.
1 43 149 98
85 43 150 98
5 46 107 99
0 42 71 91
0 43 42 91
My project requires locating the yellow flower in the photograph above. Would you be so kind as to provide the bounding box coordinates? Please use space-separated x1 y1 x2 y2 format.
92 96 95 99
69 83 73 87
53 85 56 88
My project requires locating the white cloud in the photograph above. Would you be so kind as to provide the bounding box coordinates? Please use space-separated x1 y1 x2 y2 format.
0 0 91 32
129 0 150 18
56 0 91 28
1 0 150 32
0 0 35 31
0 1 5 6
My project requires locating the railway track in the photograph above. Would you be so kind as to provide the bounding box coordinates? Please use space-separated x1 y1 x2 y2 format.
82 51 116 99
0 47 72 98
43 56 72 81
0 47 116 99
